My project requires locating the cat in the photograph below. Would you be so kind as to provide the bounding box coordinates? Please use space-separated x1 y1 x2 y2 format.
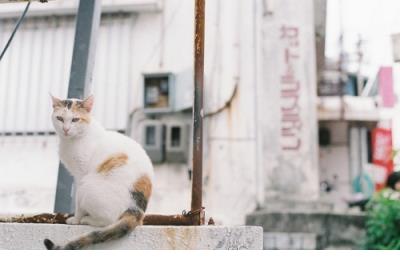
44 95 154 250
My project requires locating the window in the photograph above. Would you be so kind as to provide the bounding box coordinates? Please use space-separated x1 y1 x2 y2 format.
171 126 181 147
145 126 156 146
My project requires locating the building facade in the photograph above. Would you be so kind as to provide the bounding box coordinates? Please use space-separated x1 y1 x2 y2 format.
0 0 322 225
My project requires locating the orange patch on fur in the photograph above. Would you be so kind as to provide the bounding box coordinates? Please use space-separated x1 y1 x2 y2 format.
133 175 152 200
53 101 63 109
71 102 91 123
79 114 91 123
97 153 129 175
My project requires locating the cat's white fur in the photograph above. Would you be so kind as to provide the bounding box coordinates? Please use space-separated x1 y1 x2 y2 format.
51 95 154 227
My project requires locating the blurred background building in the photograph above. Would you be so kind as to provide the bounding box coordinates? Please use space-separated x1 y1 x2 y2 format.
1 0 400 248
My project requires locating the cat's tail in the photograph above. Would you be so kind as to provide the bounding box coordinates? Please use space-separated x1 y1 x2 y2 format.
44 175 152 250
43 208 144 250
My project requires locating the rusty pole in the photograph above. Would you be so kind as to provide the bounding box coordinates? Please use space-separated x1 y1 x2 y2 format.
191 0 205 225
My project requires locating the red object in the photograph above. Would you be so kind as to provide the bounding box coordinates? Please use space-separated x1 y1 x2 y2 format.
372 128 394 190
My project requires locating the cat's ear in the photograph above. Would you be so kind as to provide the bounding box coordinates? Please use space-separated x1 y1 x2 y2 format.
82 94 94 112
50 94 62 109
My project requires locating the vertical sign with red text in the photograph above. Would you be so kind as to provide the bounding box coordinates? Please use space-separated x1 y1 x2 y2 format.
280 25 301 151
372 128 394 189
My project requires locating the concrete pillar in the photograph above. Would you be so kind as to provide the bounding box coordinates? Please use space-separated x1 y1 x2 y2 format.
259 0 319 202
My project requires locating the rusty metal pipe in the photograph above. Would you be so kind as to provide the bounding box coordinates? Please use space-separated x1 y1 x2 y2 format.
143 214 193 225
0 213 197 226
191 0 206 226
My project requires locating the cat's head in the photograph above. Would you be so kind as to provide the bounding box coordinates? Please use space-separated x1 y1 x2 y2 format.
51 95 94 139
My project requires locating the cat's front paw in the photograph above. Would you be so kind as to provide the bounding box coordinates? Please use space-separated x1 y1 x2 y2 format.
66 216 81 225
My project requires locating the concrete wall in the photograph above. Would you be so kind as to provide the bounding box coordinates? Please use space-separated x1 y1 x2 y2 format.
319 121 351 205
247 210 366 249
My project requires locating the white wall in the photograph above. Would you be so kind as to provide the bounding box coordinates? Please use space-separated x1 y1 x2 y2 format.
128 0 261 224
0 0 319 224
0 136 58 214
0 0 261 225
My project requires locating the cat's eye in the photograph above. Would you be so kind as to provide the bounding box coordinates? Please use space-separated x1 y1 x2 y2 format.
56 116 64 122
72 118 80 123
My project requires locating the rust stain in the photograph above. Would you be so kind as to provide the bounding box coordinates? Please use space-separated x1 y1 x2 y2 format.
182 227 198 249
164 227 199 250
164 228 177 249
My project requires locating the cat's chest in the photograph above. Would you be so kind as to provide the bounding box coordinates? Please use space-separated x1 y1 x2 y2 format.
59 142 93 178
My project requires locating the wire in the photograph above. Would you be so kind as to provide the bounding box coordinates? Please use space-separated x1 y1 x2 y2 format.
0 1 31 62
204 83 238 118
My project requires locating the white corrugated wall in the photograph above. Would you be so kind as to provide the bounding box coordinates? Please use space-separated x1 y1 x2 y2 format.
0 14 137 214
0 14 136 134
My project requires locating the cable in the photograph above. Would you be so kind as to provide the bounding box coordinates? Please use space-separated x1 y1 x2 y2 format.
0 1 31 62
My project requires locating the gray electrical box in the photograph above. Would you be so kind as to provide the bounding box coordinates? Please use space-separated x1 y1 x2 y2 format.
165 123 190 163
141 120 165 163
143 73 175 114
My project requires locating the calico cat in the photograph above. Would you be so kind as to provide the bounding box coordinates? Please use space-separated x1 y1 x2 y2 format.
44 95 154 250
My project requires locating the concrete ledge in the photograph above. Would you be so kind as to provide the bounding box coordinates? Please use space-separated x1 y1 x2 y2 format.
263 232 326 250
246 210 365 249
0 223 263 250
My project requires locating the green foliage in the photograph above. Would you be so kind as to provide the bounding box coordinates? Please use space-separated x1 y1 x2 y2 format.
365 189 400 249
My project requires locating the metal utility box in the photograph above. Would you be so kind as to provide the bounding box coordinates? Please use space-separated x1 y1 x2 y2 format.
143 73 175 113
141 120 165 163
165 122 190 163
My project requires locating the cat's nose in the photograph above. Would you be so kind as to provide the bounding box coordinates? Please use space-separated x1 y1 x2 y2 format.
63 127 70 134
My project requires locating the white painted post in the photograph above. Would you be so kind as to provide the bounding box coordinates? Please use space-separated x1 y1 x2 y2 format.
54 0 102 212
259 0 319 202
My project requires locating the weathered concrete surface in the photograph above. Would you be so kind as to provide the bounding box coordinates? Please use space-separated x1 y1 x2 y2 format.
263 232 327 250
261 200 334 213
247 210 365 249
259 0 319 202
0 224 263 250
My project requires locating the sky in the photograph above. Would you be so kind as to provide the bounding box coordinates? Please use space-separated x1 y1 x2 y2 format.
326 0 400 75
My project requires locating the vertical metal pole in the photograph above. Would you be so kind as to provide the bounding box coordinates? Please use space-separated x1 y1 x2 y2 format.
54 0 102 212
191 0 205 225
